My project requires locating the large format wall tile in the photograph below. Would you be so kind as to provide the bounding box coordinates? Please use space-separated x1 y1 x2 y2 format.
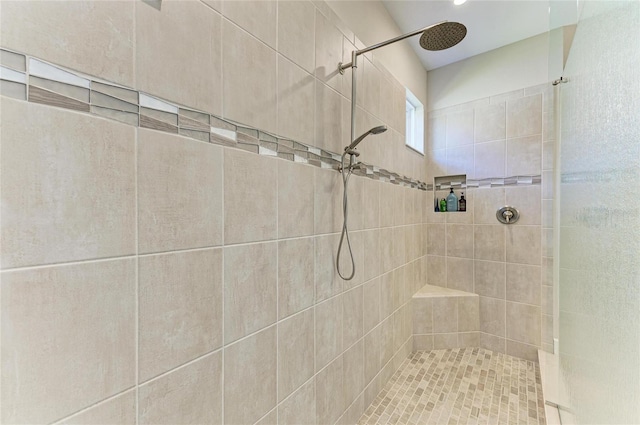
222 19 277 133
222 0 277 49
224 242 277 343
139 352 222 425
138 129 223 253
136 1 222 115
278 160 314 238
0 259 136 424
58 391 135 425
277 55 315 145
224 148 277 244
139 249 223 382
278 309 315 401
0 98 135 269
278 0 316 73
0 1 134 86
278 237 315 319
279 379 316 425
224 326 277 425
314 9 342 93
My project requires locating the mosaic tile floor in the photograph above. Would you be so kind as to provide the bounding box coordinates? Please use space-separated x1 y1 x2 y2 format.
358 348 546 425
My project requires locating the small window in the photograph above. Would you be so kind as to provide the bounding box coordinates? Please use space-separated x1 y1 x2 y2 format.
405 89 424 154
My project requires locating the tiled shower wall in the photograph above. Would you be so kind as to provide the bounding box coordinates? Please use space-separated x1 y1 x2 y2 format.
0 1 429 424
422 84 556 361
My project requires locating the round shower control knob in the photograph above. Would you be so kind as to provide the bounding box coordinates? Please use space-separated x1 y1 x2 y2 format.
496 206 520 224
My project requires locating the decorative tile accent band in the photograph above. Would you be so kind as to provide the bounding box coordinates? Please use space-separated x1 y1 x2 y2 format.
0 48 431 190
434 175 542 191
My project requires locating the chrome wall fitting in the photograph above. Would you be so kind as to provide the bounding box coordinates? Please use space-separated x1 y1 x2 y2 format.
496 206 520 224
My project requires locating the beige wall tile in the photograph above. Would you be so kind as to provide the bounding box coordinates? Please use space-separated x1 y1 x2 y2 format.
506 263 541 306
506 94 542 138
315 234 343 301
138 129 223 253
224 242 277 343
363 277 381 334
314 80 343 153
362 179 380 229
506 340 539 362
506 134 542 176
222 0 276 48
364 327 381 384
458 296 479 332
314 167 342 234
224 148 277 244
379 230 395 275
413 335 434 351
459 332 480 348
339 394 364 425
278 160 315 238
506 225 541 265
58 391 135 425
277 55 315 145
362 229 381 282
1 98 135 269
479 332 505 354
343 340 365 408
136 1 222 115
380 317 395 366
314 9 342 93
362 58 381 118
446 109 474 148
479 296 505 337
506 302 541 346
138 249 222 382
278 309 315 401
446 145 474 176
379 183 394 228
474 103 506 143
316 356 344 425
428 115 447 152
446 224 474 259
278 237 315 319
380 270 400 319
427 255 446 286
475 260 506 298
278 0 315 73
474 140 506 179
279 378 316 425
341 230 364 289
139 352 222 425
427 224 446 256
222 19 277 133
433 297 458 333
255 408 278 425
474 225 505 262
446 257 474 293
434 333 458 349
343 286 364 348
473 188 505 224
0 260 135 424
0 1 134 86
315 295 343 371
506 185 541 225
224 326 277 425
412 298 433 335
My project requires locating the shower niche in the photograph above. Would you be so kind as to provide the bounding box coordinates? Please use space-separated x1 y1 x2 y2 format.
433 174 467 212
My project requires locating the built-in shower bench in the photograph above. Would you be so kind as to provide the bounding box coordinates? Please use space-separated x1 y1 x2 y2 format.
412 284 479 351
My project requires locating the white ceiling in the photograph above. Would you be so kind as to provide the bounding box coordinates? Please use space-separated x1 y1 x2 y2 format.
382 0 578 70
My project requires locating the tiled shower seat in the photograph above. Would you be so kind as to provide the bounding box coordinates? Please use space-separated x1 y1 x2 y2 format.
412 284 479 351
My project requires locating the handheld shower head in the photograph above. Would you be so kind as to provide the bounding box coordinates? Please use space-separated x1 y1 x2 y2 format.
345 125 387 152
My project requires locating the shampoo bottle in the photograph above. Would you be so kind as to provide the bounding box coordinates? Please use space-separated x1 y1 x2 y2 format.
439 198 447 212
446 189 458 212
459 193 466 212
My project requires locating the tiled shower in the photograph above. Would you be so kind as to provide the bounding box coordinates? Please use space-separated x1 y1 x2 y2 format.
2 0 558 424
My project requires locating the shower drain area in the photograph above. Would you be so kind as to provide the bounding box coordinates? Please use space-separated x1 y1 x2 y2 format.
358 348 546 425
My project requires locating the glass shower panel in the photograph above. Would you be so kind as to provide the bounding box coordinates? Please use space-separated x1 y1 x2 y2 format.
556 1 640 423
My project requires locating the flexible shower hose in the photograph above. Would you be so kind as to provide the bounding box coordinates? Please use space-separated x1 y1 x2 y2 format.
336 151 356 280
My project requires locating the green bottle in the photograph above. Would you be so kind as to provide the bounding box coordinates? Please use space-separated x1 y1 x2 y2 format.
439 198 447 212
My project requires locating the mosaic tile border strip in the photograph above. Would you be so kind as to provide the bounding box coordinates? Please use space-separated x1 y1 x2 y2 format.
433 175 542 192
358 348 546 425
0 48 430 190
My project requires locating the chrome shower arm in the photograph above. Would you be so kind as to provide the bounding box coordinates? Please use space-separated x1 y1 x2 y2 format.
338 21 446 73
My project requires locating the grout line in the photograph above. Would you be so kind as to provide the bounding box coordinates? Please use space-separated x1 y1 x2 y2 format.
50 387 137 425
0 254 138 273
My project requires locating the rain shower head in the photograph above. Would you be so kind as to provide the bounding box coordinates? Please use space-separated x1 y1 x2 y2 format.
345 125 387 153
419 22 467 51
